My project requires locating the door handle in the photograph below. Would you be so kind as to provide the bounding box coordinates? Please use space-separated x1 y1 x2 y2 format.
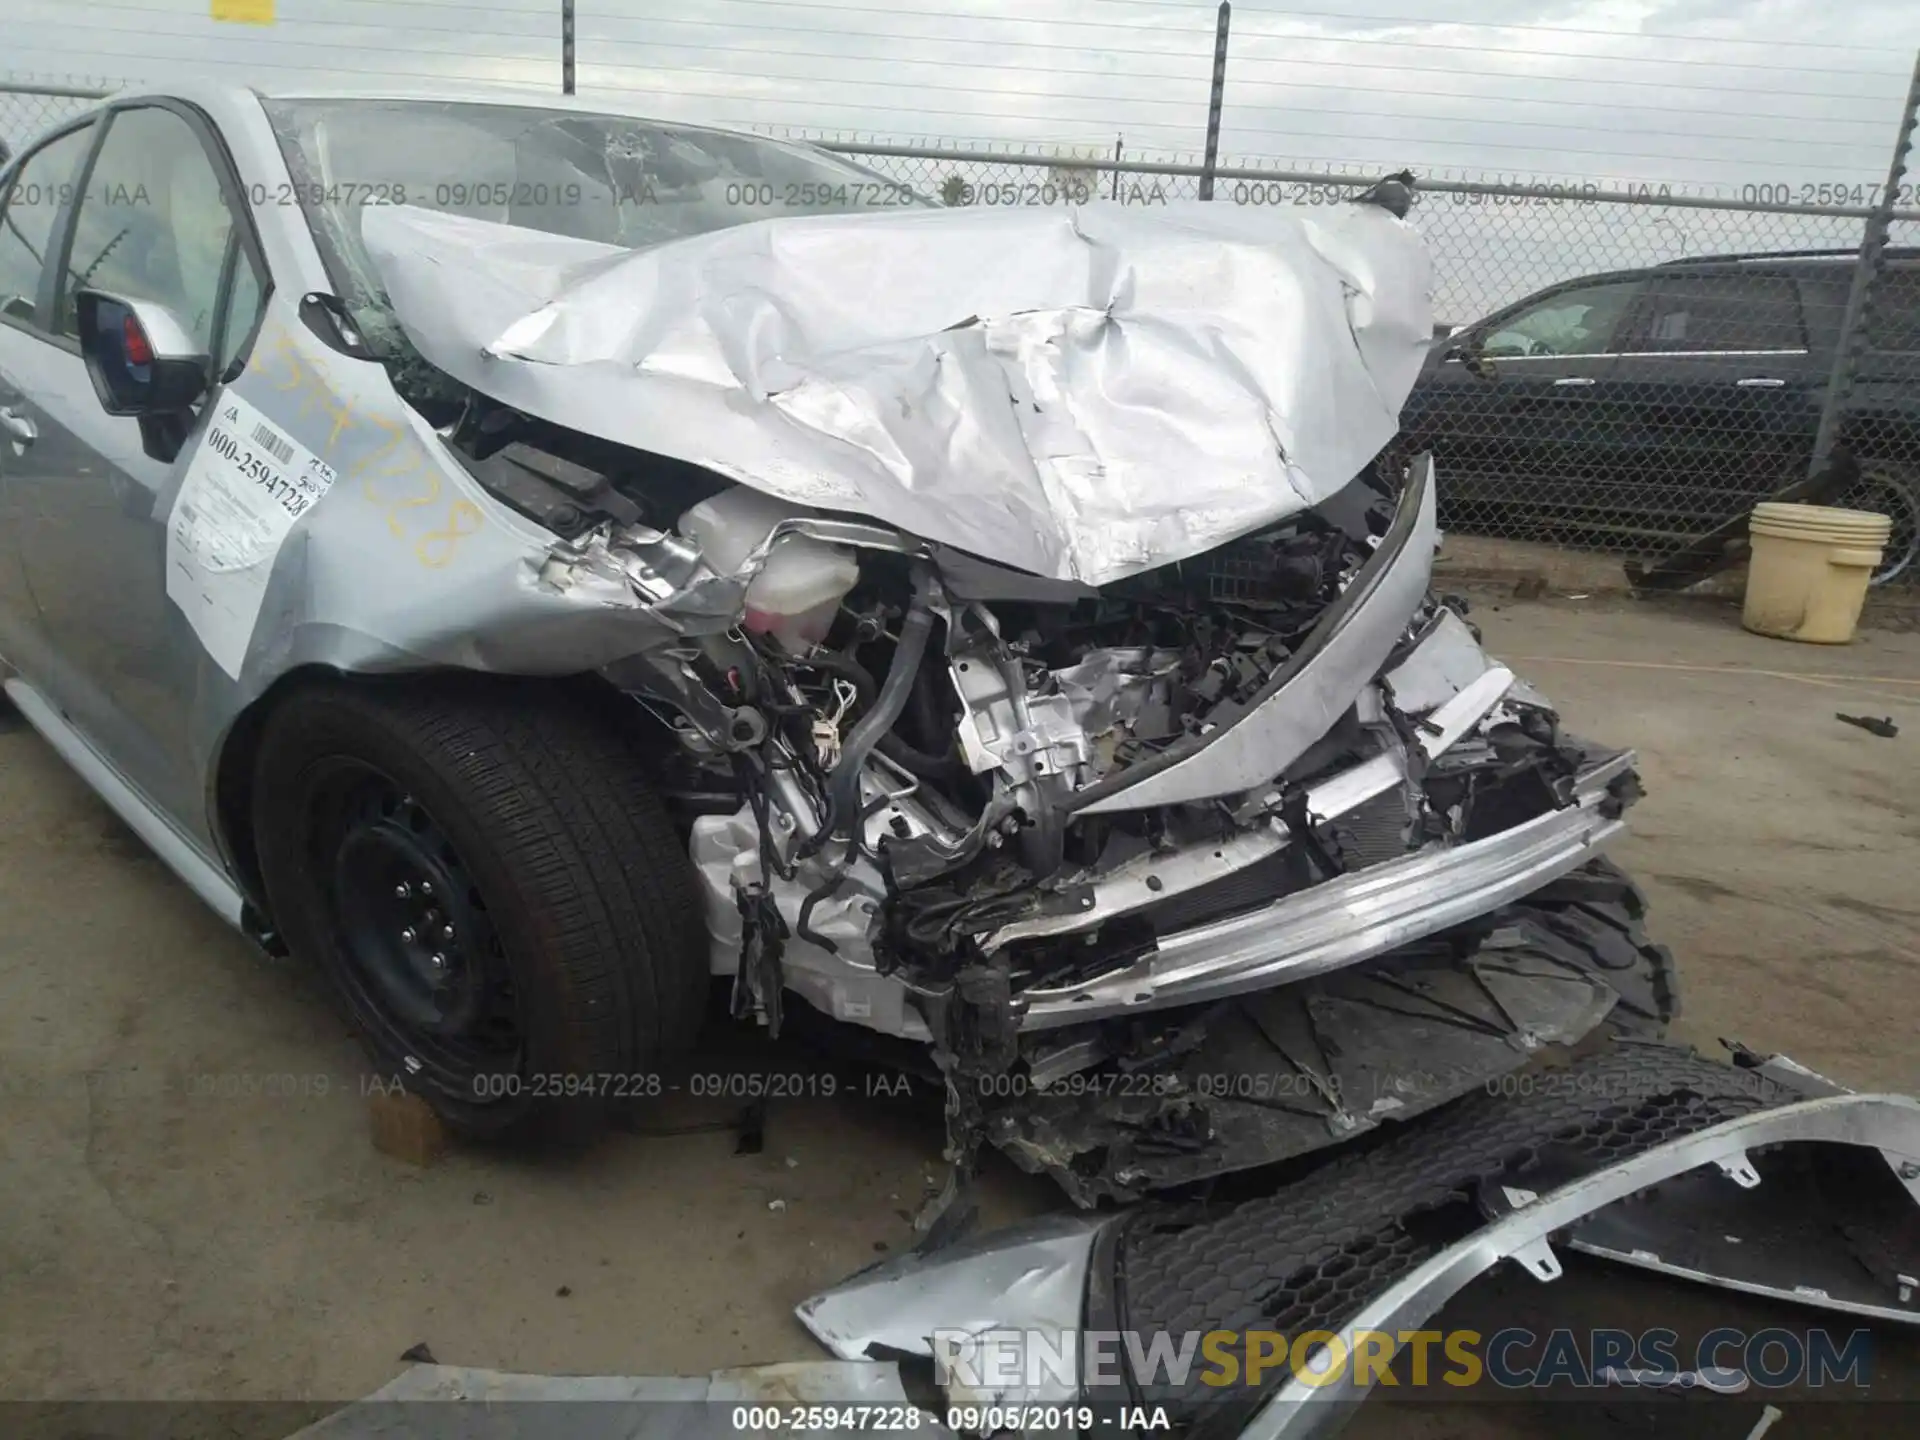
1735 377 1786 388
0 406 36 445
1551 376 1597 387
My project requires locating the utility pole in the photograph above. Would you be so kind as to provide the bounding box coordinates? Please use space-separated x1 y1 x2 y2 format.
562 0 576 95
1807 48 1919 485
1199 2 1230 200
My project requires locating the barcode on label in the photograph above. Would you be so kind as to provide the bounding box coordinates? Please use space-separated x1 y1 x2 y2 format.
250 422 294 466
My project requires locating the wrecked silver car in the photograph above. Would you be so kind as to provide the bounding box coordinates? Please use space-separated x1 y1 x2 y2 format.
0 85 1664 1199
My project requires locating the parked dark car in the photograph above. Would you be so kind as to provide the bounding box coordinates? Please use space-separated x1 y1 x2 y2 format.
1401 248 1920 583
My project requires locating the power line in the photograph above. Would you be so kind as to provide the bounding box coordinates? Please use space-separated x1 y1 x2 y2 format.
1091 0 1903 53
24 15 1886 146
7 25 1884 155
8 35 1892 176
35 5 1903 106
65 0 1917 76
549 32 1890 128
578 0 1920 75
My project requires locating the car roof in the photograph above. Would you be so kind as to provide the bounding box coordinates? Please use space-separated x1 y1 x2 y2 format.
1658 246 1920 274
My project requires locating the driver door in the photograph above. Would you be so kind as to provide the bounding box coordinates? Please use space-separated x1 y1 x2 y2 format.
1 101 266 834
1420 278 1642 532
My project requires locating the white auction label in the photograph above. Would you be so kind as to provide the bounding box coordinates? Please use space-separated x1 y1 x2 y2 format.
166 391 337 678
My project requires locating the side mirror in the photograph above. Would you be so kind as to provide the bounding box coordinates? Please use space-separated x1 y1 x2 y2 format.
75 291 212 463
1445 340 1498 382
77 290 212 417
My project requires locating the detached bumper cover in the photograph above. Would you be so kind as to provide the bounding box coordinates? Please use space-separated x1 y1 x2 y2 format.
796 1047 1920 1436
1247 1091 1920 1439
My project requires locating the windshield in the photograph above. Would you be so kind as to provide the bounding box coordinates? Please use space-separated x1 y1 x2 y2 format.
261 98 928 406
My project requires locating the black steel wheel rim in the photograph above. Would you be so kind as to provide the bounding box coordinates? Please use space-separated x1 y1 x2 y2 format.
306 758 523 1098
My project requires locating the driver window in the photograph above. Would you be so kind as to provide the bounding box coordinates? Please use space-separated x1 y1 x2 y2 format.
1479 281 1643 359
56 106 239 349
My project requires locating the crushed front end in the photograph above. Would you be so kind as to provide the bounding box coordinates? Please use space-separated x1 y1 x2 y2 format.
617 453 1661 1205
356 185 1669 1203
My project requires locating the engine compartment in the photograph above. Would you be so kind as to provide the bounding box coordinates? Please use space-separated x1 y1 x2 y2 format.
431 405 1647 1204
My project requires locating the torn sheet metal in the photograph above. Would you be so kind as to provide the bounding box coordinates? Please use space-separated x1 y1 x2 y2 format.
1072 453 1437 813
796 1213 1107 1405
151 289 718 856
795 1048 1920 1440
289 1361 949 1440
360 198 1434 585
1247 1092 1920 1439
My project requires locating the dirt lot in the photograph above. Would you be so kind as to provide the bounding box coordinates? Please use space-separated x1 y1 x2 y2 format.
1 592 1916 1428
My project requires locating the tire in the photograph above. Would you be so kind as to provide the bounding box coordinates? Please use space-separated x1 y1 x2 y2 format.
1835 459 1920 585
252 676 709 1144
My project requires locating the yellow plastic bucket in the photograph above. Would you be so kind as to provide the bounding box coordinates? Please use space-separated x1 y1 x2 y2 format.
1741 502 1891 644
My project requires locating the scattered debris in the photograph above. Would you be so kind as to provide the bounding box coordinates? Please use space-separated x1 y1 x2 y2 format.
768 1199 788 1213
398 1342 436 1365
784 1156 799 1169
1514 573 1549 598
1837 712 1899 738
471 1191 491 1206
798 1048 1920 1435
556 1285 572 1298
1746 1405 1786 1440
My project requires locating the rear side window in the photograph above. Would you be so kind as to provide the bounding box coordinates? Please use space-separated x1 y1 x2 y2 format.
0 123 96 328
1621 274 1804 353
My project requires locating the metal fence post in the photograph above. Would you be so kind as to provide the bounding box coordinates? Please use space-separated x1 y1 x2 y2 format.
1806 50 1920 485
561 0 576 95
1198 2 1230 200
1110 134 1123 202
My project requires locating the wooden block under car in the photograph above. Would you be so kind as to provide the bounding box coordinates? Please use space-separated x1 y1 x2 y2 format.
367 1087 448 1166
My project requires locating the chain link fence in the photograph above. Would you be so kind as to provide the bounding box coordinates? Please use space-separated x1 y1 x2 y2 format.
813 136 1920 586
6 73 1920 584
0 83 103 159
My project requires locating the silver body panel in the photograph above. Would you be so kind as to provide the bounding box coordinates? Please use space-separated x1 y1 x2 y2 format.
1075 468 1439 814
795 1212 1105 1405
1248 1093 1920 1438
359 197 1434 587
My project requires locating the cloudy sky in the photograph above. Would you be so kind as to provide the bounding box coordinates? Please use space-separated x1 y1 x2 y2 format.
7 0 1920 188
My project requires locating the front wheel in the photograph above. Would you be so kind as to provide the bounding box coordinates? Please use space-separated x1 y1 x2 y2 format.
252 678 710 1144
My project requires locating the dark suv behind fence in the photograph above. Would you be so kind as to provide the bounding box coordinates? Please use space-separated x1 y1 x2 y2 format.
1401 249 1920 584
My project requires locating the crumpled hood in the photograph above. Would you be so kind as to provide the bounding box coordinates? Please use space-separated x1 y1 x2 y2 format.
360 198 1434 584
